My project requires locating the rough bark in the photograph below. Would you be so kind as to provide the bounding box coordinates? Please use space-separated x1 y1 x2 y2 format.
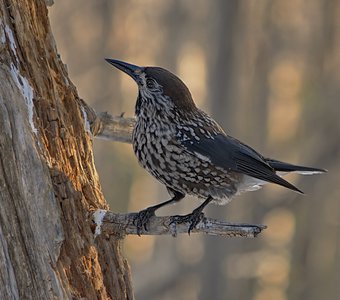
0 1 133 299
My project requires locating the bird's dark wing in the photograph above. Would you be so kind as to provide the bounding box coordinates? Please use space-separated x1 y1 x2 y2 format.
181 133 302 193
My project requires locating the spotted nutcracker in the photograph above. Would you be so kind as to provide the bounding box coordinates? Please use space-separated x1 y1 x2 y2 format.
106 59 326 234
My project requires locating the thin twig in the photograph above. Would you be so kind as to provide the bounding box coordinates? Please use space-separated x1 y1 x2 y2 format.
91 111 135 143
92 210 267 238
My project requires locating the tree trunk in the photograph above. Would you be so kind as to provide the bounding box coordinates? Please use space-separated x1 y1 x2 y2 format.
0 1 133 299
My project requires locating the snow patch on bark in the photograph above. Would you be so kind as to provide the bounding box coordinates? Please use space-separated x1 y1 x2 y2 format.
9 63 37 134
5 25 16 53
93 209 107 237
81 105 92 135
4 25 19 64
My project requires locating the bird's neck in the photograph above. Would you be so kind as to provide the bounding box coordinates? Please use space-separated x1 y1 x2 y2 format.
135 104 175 128
135 92 175 120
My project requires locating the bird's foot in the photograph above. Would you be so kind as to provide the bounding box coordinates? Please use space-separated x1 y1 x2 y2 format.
170 208 205 235
133 207 156 236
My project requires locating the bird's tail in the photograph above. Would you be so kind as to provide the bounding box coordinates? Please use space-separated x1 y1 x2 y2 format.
266 159 327 175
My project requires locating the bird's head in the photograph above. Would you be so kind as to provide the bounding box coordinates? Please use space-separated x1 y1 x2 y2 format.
106 59 196 116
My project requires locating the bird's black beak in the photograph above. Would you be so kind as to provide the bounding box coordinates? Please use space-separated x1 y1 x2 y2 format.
105 58 143 83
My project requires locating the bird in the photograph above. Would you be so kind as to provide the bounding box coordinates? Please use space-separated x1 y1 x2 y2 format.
106 58 326 234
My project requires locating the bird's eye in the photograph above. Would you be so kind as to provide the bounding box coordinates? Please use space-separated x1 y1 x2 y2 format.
146 79 155 89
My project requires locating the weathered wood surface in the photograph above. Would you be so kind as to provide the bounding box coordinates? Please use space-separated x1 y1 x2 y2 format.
0 1 133 299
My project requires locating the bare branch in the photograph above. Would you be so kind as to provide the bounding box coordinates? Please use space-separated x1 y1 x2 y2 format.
81 105 135 143
92 112 135 143
92 210 267 238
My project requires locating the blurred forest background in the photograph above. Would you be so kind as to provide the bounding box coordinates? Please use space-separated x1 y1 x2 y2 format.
50 1 339 299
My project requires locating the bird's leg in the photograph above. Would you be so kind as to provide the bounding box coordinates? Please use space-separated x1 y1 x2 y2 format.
171 196 213 235
133 191 185 235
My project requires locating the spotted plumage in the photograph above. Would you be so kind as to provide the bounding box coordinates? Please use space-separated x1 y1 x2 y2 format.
106 59 326 234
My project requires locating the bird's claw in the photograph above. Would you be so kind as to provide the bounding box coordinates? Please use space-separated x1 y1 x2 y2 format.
170 210 205 235
133 208 156 236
